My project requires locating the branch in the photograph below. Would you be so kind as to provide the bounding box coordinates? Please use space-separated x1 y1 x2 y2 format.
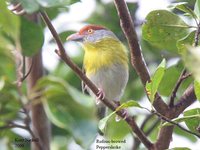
113 0 198 149
113 0 169 114
133 115 160 150
0 120 43 149
20 57 34 83
113 0 149 84
152 110 200 138
173 86 196 115
169 69 187 107
40 11 153 149
195 22 200 47
140 114 154 131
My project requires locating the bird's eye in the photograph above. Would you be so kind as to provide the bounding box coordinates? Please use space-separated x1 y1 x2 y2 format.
87 29 94 34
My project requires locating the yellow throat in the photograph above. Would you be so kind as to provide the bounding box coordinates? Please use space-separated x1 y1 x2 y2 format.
82 37 128 76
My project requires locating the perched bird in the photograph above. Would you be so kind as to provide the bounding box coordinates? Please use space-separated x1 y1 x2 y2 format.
67 25 129 120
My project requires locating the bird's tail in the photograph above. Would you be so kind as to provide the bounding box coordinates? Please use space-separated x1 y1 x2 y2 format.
97 106 106 120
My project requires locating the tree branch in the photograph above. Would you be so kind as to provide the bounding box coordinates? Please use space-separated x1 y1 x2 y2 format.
195 21 200 47
113 0 198 149
113 0 169 114
133 115 160 150
40 11 153 149
20 57 34 83
152 110 200 138
172 86 196 115
169 69 187 107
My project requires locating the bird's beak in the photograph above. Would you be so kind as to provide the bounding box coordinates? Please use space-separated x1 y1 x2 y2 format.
66 33 84 42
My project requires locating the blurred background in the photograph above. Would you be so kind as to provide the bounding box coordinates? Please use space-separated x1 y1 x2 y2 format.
0 0 200 149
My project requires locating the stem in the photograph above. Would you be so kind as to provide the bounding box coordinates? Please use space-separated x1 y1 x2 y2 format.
152 111 200 138
173 86 196 115
195 22 200 47
20 57 34 82
169 69 187 107
133 115 160 150
140 114 154 131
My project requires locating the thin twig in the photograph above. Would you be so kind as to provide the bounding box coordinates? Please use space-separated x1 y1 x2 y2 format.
133 115 160 150
40 11 153 149
182 73 192 80
140 114 154 131
0 121 42 149
173 86 196 117
0 123 27 130
152 110 200 138
169 69 187 107
9 3 21 11
20 58 34 82
195 22 200 47
145 119 160 136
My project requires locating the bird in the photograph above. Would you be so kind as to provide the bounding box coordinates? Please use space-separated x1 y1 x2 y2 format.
67 24 129 120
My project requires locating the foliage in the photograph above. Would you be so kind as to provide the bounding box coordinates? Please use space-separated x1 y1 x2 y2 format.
20 17 44 56
0 0 200 150
146 59 166 103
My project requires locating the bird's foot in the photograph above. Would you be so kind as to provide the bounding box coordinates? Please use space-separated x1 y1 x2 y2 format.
115 109 128 122
95 88 105 105
114 101 128 122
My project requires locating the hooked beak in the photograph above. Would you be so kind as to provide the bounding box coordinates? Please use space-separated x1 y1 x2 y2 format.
66 33 84 42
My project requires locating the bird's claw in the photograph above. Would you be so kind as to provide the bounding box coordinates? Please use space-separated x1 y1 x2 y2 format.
115 109 128 122
96 88 105 105
114 101 128 122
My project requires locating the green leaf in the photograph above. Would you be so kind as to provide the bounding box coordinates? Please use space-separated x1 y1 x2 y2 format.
98 112 115 133
19 0 40 13
194 0 200 18
18 0 80 13
142 10 189 52
98 100 143 133
168 2 188 9
36 0 80 8
20 17 44 56
106 116 131 140
169 2 197 19
174 126 197 142
146 59 166 103
116 100 143 111
184 108 200 133
66 84 93 107
158 61 183 96
36 76 97 148
194 80 200 102
177 31 195 56
162 115 200 127
182 46 200 82
0 79 21 125
0 1 20 40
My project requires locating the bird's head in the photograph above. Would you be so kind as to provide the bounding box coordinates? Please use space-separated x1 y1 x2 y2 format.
66 24 118 44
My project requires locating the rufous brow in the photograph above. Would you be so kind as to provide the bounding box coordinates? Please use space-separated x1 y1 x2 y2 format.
78 25 106 35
